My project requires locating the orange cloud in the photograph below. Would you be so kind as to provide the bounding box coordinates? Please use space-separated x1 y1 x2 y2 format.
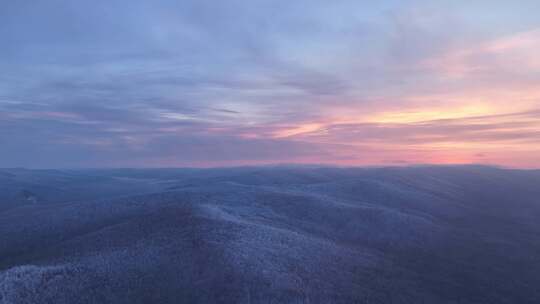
267 108 540 168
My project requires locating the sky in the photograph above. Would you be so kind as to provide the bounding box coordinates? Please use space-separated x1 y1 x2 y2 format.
1 0 540 168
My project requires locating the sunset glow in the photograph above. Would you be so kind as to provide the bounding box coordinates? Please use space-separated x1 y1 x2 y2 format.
1 1 539 168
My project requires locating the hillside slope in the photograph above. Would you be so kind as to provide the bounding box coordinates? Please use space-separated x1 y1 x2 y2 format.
1 166 540 303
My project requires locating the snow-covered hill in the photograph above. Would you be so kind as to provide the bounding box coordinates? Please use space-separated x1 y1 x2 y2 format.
1 166 540 303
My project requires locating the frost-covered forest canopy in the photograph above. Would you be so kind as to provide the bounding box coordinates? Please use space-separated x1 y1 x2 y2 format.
1 165 540 303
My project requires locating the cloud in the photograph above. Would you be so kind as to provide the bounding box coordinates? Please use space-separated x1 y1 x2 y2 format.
1 1 540 168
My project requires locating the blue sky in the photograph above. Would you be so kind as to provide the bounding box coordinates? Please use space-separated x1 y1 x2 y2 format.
1 1 540 168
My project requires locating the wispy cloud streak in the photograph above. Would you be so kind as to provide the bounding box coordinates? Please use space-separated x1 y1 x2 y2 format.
1 0 540 168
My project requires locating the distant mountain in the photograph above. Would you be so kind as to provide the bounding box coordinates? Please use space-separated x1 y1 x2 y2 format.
1 166 540 303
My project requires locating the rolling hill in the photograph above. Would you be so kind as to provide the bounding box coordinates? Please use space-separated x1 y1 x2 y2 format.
1 166 540 303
